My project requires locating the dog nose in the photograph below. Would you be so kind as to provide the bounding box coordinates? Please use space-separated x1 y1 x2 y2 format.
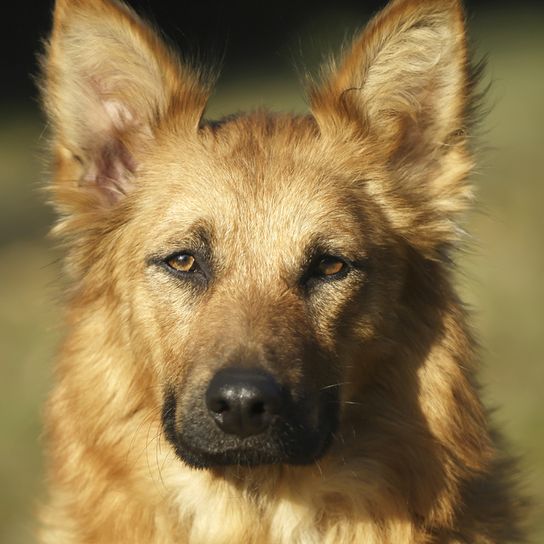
205 368 282 438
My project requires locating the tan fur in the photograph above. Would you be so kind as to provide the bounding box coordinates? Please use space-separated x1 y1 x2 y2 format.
39 0 526 542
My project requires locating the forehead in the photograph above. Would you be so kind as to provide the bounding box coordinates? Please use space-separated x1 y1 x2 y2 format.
133 113 371 254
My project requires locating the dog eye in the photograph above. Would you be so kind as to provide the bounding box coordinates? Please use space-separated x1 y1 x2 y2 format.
316 256 346 277
165 253 198 273
301 255 350 288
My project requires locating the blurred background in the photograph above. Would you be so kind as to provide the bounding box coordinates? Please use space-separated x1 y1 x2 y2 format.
0 0 542 541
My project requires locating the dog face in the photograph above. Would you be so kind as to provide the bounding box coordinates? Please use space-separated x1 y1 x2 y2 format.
117 116 408 467
42 0 473 469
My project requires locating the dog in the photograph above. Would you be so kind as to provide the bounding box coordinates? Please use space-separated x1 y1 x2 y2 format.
39 0 526 542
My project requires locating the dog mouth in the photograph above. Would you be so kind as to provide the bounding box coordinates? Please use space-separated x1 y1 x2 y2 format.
161 372 339 469
165 423 332 469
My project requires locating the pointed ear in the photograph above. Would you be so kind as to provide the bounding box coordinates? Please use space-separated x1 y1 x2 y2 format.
310 0 476 253
41 0 210 211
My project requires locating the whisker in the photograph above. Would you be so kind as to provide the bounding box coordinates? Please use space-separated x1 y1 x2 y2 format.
314 459 324 478
320 381 352 391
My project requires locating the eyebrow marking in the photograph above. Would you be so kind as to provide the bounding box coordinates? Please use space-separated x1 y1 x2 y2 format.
146 219 215 264
303 234 367 263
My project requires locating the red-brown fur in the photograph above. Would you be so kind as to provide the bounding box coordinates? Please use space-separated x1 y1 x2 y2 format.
39 0 526 542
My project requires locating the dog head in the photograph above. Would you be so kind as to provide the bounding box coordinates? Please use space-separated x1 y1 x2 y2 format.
42 0 475 469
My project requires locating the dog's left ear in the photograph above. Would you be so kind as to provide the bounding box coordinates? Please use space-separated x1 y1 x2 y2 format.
42 0 210 212
310 0 476 253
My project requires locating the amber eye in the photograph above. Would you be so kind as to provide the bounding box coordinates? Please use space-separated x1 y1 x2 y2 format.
315 256 346 277
166 254 197 273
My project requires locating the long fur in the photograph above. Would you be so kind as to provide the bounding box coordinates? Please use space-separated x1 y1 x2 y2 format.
39 0 527 542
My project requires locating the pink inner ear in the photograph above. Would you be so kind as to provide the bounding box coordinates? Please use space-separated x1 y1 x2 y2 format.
103 99 135 131
78 93 140 205
83 138 136 205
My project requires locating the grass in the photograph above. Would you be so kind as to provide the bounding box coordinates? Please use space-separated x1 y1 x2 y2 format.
1 7 542 542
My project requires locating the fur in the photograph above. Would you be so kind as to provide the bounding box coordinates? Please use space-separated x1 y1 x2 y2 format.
39 0 526 542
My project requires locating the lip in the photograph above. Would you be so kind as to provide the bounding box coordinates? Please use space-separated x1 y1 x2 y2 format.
167 425 335 470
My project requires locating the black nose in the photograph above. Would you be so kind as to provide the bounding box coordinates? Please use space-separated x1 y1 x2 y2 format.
205 368 282 438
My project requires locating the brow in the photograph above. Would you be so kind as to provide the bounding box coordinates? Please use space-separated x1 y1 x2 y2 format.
146 220 215 263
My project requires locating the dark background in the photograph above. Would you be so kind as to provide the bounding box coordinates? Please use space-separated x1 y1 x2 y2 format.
1 0 538 104
1 1 543 542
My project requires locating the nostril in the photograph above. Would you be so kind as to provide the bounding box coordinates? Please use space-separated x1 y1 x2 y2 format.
249 400 265 416
205 367 283 438
209 398 229 415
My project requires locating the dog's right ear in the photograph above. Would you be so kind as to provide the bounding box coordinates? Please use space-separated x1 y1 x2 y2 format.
41 0 210 217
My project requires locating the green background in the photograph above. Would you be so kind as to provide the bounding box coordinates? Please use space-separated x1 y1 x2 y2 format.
1 5 542 542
